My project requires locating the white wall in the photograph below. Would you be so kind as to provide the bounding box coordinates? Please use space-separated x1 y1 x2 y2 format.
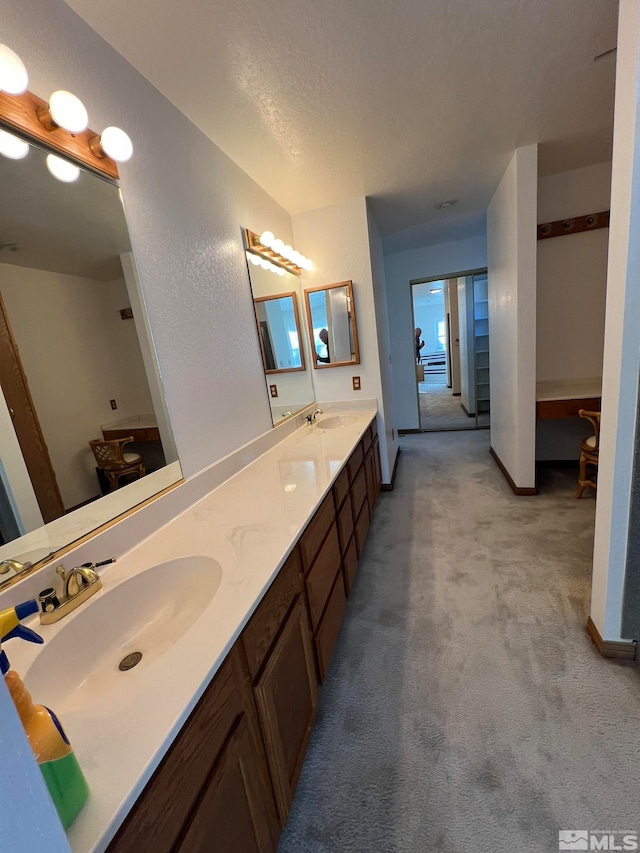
292 197 396 481
384 233 487 430
366 203 398 479
0 0 296 485
0 263 153 509
487 144 538 489
591 0 640 641
537 162 611 382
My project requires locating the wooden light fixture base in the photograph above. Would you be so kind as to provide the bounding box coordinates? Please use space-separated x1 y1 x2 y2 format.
0 89 119 181
244 229 303 276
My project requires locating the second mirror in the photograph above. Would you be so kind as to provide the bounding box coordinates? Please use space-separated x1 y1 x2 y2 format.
305 280 360 369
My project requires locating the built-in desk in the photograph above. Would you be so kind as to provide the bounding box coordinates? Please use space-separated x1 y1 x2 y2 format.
536 378 602 419
101 414 160 442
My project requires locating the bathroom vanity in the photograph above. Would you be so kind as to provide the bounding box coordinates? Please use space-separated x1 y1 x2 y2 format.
5 405 381 852
106 413 381 852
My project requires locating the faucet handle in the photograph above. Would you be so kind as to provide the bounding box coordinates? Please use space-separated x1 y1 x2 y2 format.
55 564 67 581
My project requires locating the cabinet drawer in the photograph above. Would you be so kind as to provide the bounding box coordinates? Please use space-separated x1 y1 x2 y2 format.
107 647 250 852
305 523 341 630
373 436 382 493
332 467 350 510
299 492 335 571
354 502 371 558
242 548 303 680
337 496 354 555
315 572 348 682
347 442 364 482
351 465 367 520
343 535 358 594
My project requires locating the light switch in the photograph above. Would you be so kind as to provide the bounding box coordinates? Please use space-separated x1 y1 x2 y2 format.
110 399 117 410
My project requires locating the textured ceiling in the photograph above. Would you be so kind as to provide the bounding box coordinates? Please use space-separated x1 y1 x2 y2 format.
62 0 618 247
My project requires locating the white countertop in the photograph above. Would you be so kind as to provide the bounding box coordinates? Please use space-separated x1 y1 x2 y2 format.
536 377 602 402
9 406 376 852
100 414 158 431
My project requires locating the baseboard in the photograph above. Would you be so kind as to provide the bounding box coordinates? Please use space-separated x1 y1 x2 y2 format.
586 617 636 660
452 392 461 397
381 447 401 491
489 446 538 496
460 402 475 418
397 428 421 435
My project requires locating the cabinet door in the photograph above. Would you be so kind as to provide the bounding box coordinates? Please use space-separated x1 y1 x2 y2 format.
178 714 278 853
364 448 376 517
254 596 318 823
315 572 348 682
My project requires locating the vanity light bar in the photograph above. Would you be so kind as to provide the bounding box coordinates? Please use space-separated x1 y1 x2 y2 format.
0 45 133 179
244 229 313 277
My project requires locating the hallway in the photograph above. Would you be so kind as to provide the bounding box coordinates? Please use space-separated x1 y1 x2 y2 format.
279 431 640 853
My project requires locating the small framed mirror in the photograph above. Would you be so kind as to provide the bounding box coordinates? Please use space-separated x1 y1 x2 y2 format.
304 280 360 369
253 293 305 373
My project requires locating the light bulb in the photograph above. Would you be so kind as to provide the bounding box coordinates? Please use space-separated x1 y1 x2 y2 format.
297 254 307 267
99 126 133 162
281 245 293 261
46 153 80 183
276 267 286 277
290 251 301 266
0 130 29 159
272 238 284 254
259 230 275 248
303 258 313 271
248 253 261 266
260 258 270 270
48 90 88 133
0 44 28 95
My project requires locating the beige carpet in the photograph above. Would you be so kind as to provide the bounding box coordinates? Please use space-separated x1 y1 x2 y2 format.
279 430 639 853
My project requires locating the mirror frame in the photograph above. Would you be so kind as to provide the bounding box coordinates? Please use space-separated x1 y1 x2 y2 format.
304 280 360 369
0 87 184 590
253 291 306 375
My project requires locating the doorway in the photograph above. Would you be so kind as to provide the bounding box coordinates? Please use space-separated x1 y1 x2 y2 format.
411 269 490 432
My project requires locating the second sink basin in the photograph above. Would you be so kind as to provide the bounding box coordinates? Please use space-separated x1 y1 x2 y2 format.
25 555 222 714
316 415 358 430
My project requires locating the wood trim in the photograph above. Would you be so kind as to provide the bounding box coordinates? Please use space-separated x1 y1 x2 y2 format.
252 291 306 374
303 280 360 369
489 446 538 496
537 210 610 241
0 89 119 180
586 617 636 660
381 447 400 492
244 229 303 276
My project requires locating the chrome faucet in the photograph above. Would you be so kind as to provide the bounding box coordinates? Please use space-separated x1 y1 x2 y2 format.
0 558 32 575
39 558 115 624
281 411 293 418
306 409 324 424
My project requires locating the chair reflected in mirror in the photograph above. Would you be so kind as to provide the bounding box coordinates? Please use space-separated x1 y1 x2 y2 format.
89 437 145 492
576 409 600 499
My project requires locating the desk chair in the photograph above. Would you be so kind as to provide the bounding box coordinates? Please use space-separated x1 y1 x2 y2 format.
575 410 600 499
89 437 145 492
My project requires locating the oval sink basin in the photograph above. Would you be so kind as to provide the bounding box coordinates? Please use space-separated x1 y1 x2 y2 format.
25 556 222 713
316 415 358 430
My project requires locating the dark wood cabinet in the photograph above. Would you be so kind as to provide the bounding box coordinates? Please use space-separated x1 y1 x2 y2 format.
253 596 318 823
107 646 279 853
108 418 383 853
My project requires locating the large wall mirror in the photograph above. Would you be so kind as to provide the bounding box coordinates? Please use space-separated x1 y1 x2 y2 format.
0 136 181 586
305 280 360 368
245 257 315 424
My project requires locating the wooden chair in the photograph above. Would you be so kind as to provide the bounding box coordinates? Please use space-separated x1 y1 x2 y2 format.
89 437 145 492
575 410 600 499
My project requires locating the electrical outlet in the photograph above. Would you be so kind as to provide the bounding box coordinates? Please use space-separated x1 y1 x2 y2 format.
110 399 117 410
352 376 361 391
269 384 278 398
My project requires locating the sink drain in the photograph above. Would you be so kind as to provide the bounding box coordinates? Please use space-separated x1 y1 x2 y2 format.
119 651 143 671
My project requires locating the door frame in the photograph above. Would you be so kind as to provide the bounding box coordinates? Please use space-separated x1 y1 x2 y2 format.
408 267 489 433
